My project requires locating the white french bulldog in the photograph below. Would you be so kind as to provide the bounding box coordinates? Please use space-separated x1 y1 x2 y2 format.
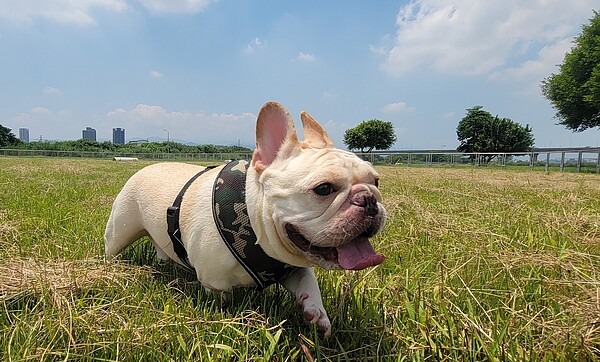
104 102 386 336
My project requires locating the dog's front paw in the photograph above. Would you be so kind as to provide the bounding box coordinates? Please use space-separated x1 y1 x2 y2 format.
297 293 331 337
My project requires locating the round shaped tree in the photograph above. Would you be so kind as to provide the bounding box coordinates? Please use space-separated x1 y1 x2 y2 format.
343 119 397 152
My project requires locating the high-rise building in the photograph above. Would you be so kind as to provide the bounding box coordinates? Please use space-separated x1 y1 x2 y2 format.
82 127 96 141
19 128 29 142
112 128 125 145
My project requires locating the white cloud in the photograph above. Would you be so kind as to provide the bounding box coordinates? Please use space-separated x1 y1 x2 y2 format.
322 91 339 100
150 70 164 78
106 104 257 144
368 44 387 55
0 0 128 25
42 86 62 95
381 0 596 77
441 111 456 119
31 106 51 115
129 104 169 120
382 101 416 113
490 38 573 82
107 107 126 117
395 126 408 137
5 106 78 141
244 37 264 54
10 112 31 124
488 37 576 96
0 0 216 24
58 109 72 117
297 52 316 62
138 0 215 14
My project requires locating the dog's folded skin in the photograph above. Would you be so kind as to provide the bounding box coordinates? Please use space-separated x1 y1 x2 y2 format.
104 102 387 336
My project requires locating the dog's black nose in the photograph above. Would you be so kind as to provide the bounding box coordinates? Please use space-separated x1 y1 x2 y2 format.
365 195 378 217
351 192 379 217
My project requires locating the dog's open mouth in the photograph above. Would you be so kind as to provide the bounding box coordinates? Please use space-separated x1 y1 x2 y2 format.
285 224 385 270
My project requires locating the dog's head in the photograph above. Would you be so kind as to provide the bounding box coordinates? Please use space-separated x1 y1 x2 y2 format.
247 102 386 270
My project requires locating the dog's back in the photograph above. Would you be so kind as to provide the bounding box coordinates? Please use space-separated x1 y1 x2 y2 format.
104 162 207 259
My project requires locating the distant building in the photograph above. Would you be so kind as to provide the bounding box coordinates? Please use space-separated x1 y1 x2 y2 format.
112 128 125 145
19 128 29 142
82 127 96 141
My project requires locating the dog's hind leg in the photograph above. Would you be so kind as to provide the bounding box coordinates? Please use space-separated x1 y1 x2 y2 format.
104 197 148 259
151 238 170 261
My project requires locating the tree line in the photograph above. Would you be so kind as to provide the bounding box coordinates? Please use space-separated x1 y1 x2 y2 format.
0 134 250 154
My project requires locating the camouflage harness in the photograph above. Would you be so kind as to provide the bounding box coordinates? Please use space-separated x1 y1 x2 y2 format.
167 160 298 289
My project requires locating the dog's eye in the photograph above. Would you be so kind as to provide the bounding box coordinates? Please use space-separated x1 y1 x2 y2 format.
314 183 335 196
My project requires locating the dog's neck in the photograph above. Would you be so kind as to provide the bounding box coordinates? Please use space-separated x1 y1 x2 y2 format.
245 163 307 267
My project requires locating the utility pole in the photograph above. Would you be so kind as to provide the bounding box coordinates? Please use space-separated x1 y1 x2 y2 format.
163 129 170 154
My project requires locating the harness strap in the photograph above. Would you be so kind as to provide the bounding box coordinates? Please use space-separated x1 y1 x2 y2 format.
167 165 217 270
211 162 264 287
211 160 298 290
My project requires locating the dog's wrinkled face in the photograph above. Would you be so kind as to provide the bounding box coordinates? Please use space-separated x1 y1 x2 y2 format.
264 149 386 269
249 102 386 270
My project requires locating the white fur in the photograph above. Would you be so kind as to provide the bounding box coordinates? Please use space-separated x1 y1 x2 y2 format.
105 102 386 336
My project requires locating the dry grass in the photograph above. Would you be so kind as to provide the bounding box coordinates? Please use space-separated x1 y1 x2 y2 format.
1 158 600 360
0 257 152 307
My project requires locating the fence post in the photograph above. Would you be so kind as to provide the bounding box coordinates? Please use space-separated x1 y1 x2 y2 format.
597 148 600 174
545 152 550 172
529 152 534 170
577 151 582 173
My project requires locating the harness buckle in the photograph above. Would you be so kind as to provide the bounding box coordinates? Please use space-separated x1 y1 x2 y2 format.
166 206 179 235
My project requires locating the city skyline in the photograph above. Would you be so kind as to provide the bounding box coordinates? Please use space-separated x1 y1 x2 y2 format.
8 124 194 144
9 125 186 145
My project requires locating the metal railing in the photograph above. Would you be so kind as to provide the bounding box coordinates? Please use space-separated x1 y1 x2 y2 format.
2 147 599 173
356 147 600 173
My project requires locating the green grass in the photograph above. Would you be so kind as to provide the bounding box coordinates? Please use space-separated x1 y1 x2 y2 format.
1 157 599 361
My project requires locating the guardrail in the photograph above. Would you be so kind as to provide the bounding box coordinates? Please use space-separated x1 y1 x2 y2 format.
356 148 600 173
2 147 599 173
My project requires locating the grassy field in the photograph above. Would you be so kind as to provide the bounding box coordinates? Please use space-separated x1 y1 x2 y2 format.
1 157 599 361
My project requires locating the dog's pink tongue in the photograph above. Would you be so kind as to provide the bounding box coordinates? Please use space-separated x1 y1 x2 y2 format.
337 237 385 270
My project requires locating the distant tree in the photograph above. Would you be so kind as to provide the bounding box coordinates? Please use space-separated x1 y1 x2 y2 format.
343 119 397 153
456 106 534 162
0 124 22 147
541 11 600 131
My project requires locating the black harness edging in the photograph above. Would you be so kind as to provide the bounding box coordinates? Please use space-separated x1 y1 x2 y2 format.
167 165 217 270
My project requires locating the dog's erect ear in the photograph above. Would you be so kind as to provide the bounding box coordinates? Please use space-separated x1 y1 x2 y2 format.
300 111 334 148
252 102 299 172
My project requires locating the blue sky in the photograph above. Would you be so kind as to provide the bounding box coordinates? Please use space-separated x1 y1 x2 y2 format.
1 0 599 149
